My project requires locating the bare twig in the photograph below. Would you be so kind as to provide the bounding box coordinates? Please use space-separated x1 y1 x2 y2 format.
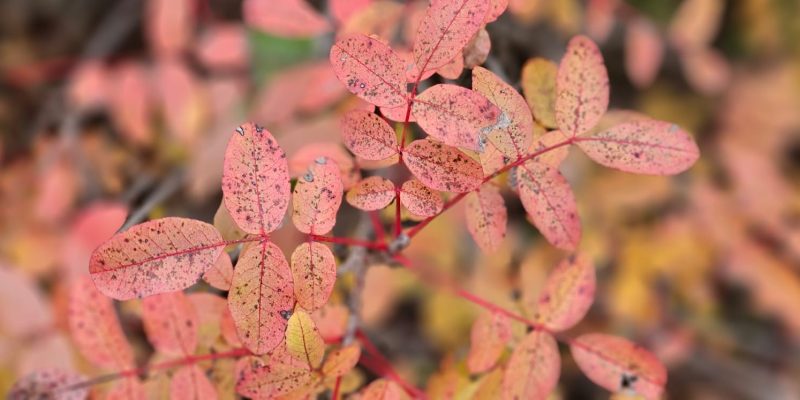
119 169 184 232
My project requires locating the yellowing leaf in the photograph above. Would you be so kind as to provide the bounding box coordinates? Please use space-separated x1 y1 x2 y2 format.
291 242 337 311
322 343 361 378
534 254 595 331
466 312 512 374
521 58 558 129
286 309 326 369
472 66 533 158
9 368 87 400
235 346 314 398
501 330 560 400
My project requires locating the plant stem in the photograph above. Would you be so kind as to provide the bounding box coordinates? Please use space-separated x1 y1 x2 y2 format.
357 330 427 399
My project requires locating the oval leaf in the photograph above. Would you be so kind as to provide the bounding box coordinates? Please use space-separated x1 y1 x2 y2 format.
516 161 581 250
142 291 198 356
170 366 218 400
361 379 408 400
89 217 224 300
346 176 396 211
235 347 313 398
534 254 595 331
322 343 361 378
472 66 533 158
465 182 507 253
575 119 700 175
570 333 667 399
9 369 87 400
291 242 337 311
413 0 490 74
330 34 408 108
286 309 325 369
243 0 330 38
404 139 483 193
292 157 344 235
222 122 290 235
520 57 558 128
203 252 234 291
501 330 560 400
341 109 399 160
467 312 512 374
555 35 609 137
412 84 500 151
229 241 294 355
400 178 443 217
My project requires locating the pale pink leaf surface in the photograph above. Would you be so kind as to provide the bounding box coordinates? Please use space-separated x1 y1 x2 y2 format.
404 139 483 193
585 0 617 42
89 217 224 300
107 377 147 400
465 182 507 253
533 254 595 331
63 202 128 279
472 66 533 158
485 0 509 22
235 345 313 398
516 160 581 250
341 109 399 160
289 143 360 189
187 292 226 348
412 84 500 151
229 241 294 355
0 266 52 338
436 52 464 79
530 129 571 167
141 291 198 356
9 368 87 400
203 252 233 291
146 0 194 56
68 276 135 369
380 104 416 122
220 307 242 348
625 18 664 88
466 312 512 374
346 176 396 211
570 333 667 399
680 48 731 95
330 0 373 24
291 242 337 311
244 0 330 38
330 34 408 108
222 122 290 235
478 139 508 177
321 343 361 378
154 60 206 144
311 303 349 343
361 379 409 400
170 366 218 400
668 0 723 51
400 178 444 218
575 119 700 175
413 0 490 74
110 62 153 146
196 24 249 70
292 157 344 235
501 330 560 400
555 35 609 136
463 28 491 68
285 309 325 369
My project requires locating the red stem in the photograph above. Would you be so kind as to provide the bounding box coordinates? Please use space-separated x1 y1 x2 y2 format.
332 376 343 400
357 330 427 399
368 211 386 244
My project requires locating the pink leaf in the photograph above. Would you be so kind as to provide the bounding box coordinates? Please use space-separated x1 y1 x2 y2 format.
555 35 609 136
465 182 507 253
413 0 490 74
530 129 571 167
485 0 509 23
516 160 581 250
404 139 483 193
361 379 409 400
146 0 194 56
472 66 533 158
89 217 224 300
68 276 135 369
501 330 560 400
625 18 664 88
680 48 731 95
235 346 313 398
341 109 399 160
330 0 373 25
110 62 153 146
195 24 249 71
9 368 87 400
291 242 337 311
222 122 290 235
400 178 443 217
244 0 330 38
412 84 500 151
203 252 233 291
534 253 595 331
330 34 408 108
574 119 700 175
346 176 396 211
570 333 667 399
289 143 361 189
466 312 512 374
228 241 294 355
170 366 218 400
436 52 464 79
292 157 344 235
154 60 206 144
142 291 198 356
63 202 128 280
0 265 52 338
379 104 416 123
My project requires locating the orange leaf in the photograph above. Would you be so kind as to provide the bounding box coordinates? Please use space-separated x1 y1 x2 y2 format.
501 330 560 400
520 57 558 129
360 378 409 400
286 309 326 369
412 84 500 151
516 160 581 250
534 254 595 331
529 129 571 167
170 366 218 400
472 66 533 158
465 182 507 253
404 139 483 193
413 0 490 74
341 109 399 160
244 0 330 38
292 157 344 235
322 343 361 378
466 312 512 374
142 291 198 356
235 346 314 398
346 176 396 211
291 242 337 311
400 178 443 218
330 34 408 108
555 35 609 136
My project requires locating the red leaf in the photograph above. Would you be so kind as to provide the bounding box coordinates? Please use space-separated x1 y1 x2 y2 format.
89 217 224 300
292 157 344 235
516 161 581 250
203 252 233 291
244 0 330 38
472 66 533 158
222 122 290 235
534 254 595 331
575 119 700 175
501 330 560 400
68 276 135 369
170 366 218 400
330 34 408 108
146 0 194 56
228 241 294 355
341 109 399 160
465 182 507 253
467 312 512 374
9 369 87 400
400 178 443 218
412 84 500 151
142 291 198 356
346 176 396 211
404 139 483 193
413 0 490 74
570 333 667 399
291 242 337 311
235 346 313 398
555 35 609 137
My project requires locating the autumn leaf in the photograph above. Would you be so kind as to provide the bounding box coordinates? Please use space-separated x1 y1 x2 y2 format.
235 346 315 398
146 0 193 56
222 122 290 235
413 0 490 74
341 109 399 160
290 143 361 189
520 57 558 128
141 291 198 356
501 330 560 400
465 182 507 253
228 241 294 355
330 34 408 108
286 309 326 369
412 84 500 151
625 18 664 89
291 242 337 311
292 157 344 235
346 176 396 211
472 66 533 158
570 333 667 399
466 312 512 374
516 160 581 250
360 378 409 400
400 178 443 218
322 343 361 378
203 252 233 291
533 253 595 331
555 35 609 137
170 366 218 400
9 369 87 400
529 129 571 167
574 119 700 175
243 0 330 38
403 139 483 193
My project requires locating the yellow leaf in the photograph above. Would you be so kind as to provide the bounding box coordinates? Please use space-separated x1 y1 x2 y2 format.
286 309 325 369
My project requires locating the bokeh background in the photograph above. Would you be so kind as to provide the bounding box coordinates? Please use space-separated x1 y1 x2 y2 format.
1 0 800 399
